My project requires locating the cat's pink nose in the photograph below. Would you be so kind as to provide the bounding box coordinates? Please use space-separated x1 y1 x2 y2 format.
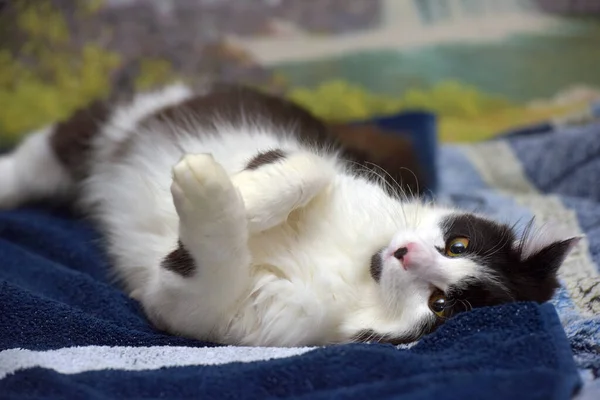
393 247 408 260
394 242 417 269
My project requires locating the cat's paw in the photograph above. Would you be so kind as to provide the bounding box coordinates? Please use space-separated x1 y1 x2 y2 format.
231 152 335 233
171 153 240 220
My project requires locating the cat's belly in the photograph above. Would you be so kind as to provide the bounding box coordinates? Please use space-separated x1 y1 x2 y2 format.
225 267 352 346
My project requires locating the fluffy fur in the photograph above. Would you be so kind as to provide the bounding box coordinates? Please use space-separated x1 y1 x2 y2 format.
0 83 578 347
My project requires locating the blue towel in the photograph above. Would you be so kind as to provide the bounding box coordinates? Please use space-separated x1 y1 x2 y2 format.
0 208 581 400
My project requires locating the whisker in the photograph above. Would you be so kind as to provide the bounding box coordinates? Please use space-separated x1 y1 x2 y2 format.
462 299 473 312
344 159 406 228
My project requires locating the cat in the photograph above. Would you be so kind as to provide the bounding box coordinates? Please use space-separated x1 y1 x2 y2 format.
0 83 579 347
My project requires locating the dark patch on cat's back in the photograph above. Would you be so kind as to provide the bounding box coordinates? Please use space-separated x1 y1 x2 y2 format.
162 241 196 277
50 100 111 180
145 84 333 146
246 149 287 170
141 83 425 195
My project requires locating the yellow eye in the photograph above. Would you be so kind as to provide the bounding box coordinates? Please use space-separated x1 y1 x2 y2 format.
445 237 469 257
428 290 448 318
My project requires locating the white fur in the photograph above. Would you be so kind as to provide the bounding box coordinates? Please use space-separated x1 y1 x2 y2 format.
0 84 500 347
94 83 195 162
0 126 72 209
518 220 581 261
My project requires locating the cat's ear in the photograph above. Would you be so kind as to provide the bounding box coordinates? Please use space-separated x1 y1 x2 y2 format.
519 235 581 279
510 220 581 302
516 218 581 277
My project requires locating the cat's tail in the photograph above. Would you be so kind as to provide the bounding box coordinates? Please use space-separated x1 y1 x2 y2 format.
0 101 108 209
0 126 74 209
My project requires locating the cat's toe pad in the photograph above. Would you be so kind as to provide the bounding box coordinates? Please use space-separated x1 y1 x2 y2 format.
171 153 237 216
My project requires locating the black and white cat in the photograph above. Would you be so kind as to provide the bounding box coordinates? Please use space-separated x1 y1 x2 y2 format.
0 83 578 347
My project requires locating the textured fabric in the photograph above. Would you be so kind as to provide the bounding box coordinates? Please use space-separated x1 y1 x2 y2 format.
506 123 600 388
0 229 581 400
508 122 600 201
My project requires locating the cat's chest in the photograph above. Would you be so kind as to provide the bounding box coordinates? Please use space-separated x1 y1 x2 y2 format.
245 182 397 297
248 232 369 294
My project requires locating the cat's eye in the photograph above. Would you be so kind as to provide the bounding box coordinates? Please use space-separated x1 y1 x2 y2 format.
445 237 469 257
428 290 448 318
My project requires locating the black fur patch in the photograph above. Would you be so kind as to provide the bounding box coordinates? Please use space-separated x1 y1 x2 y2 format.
141 84 424 196
246 149 287 170
161 241 196 277
440 214 576 313
50 100 111 180
369 250 384 282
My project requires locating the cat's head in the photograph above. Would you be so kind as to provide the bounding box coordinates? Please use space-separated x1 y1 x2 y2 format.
361 212 579 344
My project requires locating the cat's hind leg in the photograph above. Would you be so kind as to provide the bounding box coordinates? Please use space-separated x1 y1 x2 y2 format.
138 153 251 340
0 126 73 209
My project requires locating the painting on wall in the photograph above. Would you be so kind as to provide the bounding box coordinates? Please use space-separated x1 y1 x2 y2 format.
1 0 599 144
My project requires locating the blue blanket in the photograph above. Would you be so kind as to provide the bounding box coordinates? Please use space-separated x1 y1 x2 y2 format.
2 118 599 399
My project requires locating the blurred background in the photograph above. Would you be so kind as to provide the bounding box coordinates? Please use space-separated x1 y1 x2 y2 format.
1 0 599 146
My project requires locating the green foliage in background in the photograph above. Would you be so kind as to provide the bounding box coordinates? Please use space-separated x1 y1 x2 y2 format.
285 79 582 142
135 59 176 91
1 0 588 145
286 79 512 122
287 80 403 122
0 0 175 144
0 1 118 141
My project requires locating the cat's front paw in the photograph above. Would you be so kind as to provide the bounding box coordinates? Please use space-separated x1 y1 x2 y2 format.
171 153 241 220
231 152 335 233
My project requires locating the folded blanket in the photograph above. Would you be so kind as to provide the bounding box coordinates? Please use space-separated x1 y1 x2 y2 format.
2 114 599 399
